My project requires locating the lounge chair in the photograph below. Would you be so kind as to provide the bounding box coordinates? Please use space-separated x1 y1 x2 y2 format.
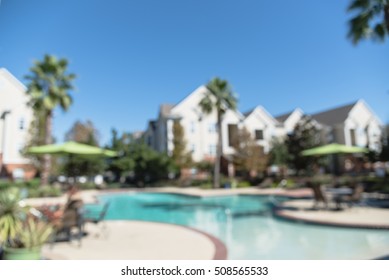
83 202 110 237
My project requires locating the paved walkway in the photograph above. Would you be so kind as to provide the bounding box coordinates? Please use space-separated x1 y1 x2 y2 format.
275 199 389 229
42 220 226 260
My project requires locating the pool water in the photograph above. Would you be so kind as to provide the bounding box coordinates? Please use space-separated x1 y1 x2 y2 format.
90 192 389 259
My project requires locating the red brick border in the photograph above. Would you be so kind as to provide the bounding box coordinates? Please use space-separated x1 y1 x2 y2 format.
129 220 228 260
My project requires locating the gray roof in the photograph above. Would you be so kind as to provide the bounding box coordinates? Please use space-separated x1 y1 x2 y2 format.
311 101 357 126
275 111 294 123
243 108 255 117
160 104 174 118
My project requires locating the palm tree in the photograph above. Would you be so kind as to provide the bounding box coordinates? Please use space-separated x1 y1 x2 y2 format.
199 77 238 188
25 54 76 186
347 0 389 44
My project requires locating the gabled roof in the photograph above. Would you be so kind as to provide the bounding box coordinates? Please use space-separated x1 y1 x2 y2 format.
243 106 279 125
243 108 255 117
0 68 27 93
311 101 357 126
275 111 294 123
171 85 245 121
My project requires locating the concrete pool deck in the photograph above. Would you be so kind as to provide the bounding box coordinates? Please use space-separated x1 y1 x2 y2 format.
275 199 389 229
27 187 389 260
42 220 227 260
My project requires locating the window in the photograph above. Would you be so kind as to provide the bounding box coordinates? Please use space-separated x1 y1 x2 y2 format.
255 129 264 140
350 129 356 146
19 118 25 130
209 144 217 156
190 121 196 133
191 144 196 153
208 123 217 133
365 125 370 147
17 142 24 153
228 124 238 147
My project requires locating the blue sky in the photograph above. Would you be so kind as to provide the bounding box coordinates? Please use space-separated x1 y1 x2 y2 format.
0 0 388 145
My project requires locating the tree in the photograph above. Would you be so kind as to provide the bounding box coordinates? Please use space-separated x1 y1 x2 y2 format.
131 143 177 186
380 125 389 161
62 120 104 177
171 120 193 169
106 130 136 182
286 115 321 175
106 130 177 186
65 120 99 145
347 0 389 44
199 77 238 188
233 128 268 179
25 109 50 172
25 54 76 186
269 138 290 177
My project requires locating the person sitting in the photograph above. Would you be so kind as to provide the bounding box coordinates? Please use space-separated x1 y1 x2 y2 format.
307 181 328 210
41 185 84 227
39 185 84 243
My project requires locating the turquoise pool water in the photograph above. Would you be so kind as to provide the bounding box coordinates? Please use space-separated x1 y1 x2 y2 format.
90 192 389 259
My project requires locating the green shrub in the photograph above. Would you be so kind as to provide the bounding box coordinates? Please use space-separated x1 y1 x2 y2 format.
199 182 212 189
105 182 122 189
237 181 251 188
79 182 97 190
27 186 61 198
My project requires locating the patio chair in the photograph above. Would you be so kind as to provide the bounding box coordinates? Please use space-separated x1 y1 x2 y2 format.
83 202 110 238
307 182 328 210
335 183 365 209
50 199 84 247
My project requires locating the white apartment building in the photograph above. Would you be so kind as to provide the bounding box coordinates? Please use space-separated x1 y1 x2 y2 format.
242 106 282 153
145 86 244 162
275 108 304 135
0 68 34 179
311 100 382 151
144 85 384 163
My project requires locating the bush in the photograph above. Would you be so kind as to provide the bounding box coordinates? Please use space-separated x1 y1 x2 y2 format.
0 179 62 198
237 181 251 188
27 186 62 198
79 182 97 190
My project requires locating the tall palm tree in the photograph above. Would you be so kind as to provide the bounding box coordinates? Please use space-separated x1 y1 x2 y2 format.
199 77 238 188
25 54 76 186
348 0 389 44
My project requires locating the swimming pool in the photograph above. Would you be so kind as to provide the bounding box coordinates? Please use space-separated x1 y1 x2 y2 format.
91 192 389 259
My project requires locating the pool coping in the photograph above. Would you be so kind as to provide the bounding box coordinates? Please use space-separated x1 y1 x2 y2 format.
41 188 389 260
44 220 227 260
96 189 389 230
152 221 228 260
273 208 389 230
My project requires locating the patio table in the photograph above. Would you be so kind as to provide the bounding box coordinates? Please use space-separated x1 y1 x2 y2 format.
325 187 353 210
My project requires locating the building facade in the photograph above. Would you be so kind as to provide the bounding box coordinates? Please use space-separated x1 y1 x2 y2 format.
0 68 35 179
144 85 384 163
311 100 382 151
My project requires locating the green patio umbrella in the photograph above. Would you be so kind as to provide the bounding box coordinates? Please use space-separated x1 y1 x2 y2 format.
301 143 368 156
26 141 117 157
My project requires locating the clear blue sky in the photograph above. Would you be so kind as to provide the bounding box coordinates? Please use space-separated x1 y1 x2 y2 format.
0 0 388 145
